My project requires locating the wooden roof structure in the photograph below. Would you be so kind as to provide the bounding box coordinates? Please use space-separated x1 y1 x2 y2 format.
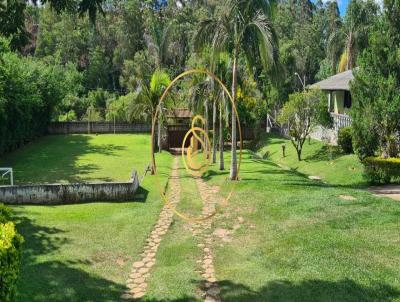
310 70 354 91
166 108 193 119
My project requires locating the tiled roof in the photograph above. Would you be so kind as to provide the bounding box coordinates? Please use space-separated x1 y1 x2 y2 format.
310 70 354 91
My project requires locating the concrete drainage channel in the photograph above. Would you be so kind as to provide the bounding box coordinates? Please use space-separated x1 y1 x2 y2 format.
0 170 140 205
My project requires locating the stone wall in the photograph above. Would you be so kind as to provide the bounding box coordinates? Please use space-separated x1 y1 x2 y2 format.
0 171 139 205
310 125 338 145
48 122 151 134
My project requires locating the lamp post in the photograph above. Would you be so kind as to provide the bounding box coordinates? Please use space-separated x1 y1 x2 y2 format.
294 72 306 91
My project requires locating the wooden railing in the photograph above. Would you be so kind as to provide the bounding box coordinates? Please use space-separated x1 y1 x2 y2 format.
330 112 352 129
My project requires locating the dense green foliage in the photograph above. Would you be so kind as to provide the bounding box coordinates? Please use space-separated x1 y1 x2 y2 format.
0 203 12 224
0 205 23 302
337 126 353 154
351 0 400 160
363 157 400 184
0 38 75 154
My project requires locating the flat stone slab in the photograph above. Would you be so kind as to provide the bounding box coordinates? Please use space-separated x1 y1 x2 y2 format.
308 175 322 181
339 195 356 201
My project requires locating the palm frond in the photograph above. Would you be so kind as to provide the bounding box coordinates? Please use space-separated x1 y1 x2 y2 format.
244 11 278 71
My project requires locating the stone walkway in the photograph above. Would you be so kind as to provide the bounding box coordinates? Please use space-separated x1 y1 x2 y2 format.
190 178 222 302
122 157 229 301
122 157 181 300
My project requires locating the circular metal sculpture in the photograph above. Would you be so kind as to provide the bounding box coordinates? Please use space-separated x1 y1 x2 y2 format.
151 69 242 222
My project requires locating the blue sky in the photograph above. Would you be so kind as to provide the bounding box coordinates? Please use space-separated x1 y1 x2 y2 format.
337 0 350 15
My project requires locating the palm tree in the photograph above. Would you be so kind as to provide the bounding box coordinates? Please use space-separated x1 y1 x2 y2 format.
194 0 279 180
329 0 377 72
128 69 171 173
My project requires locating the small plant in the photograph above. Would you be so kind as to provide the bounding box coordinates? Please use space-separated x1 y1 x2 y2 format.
338 127 353 154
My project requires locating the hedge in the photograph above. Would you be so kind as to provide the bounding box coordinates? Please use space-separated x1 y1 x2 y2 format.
0 37 70 155
0 204 23 302
363 157 400 184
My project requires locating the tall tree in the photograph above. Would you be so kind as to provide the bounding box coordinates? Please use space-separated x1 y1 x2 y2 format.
195 0 279 180
351 0 400 159
332 0 378 72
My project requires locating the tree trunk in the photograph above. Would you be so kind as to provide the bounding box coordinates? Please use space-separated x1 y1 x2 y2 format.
157 112 162 153
205 100 209 155
230 50 238 180
151 114 157 174
296 141 302 161
212 98 217 163
219 96 224 170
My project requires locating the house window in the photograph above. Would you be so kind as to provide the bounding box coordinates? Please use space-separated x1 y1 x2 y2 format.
344 91 352 108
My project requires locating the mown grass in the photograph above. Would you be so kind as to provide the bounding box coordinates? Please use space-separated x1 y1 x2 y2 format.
205 151 400 302
255 133 365 188
3 134 400 301
0 134 154 184
0 134 173 301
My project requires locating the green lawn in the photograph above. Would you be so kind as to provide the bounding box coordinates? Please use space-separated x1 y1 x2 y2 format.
255 133 366 187
0 134 155 184
206 151 400 302
2 134 400 301
0 134 173 301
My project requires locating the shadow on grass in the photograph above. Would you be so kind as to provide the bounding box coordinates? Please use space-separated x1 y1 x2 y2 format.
216 279 400 302
1 135 127 184
13 211 126 301
132 278 400 302
244 157 368 189
303 144 342 162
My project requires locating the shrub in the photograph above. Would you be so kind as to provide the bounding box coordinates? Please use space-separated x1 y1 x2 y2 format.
338 127 353 154
363 157 400 183
0 221 24 302
0 203 12 223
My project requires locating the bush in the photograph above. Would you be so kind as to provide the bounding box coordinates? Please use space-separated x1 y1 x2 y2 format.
0 41 72 155
363 157 400 183
0 217 23 301
338 127 353 154
0 204 12 223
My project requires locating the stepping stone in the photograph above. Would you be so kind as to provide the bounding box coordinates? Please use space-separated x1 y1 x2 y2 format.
132 261 144 269
139 283 148 289
145 261 155 268
133 292 145 299
138 267 149 274
130 272 142 279
204 259 213 265
339 195 356 201
121 293 132 300
308 175 322 181
131 287 144 294
133 277 145 284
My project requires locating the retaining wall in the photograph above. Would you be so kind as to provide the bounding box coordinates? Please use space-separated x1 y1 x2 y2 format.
48 122 151 134
0 171 139 205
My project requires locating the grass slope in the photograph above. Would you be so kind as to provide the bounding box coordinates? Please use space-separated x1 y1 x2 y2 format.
256 133 365 187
